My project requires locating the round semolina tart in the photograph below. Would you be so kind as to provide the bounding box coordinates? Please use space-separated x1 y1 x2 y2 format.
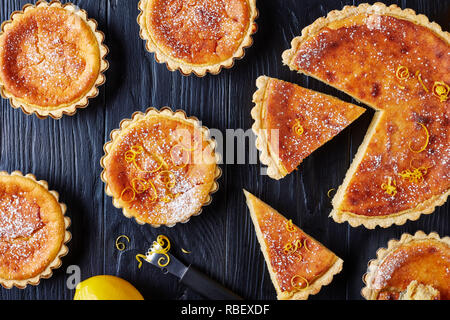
137 0 258 76
0 0 108 119
101 107 221 227
0 171 71 289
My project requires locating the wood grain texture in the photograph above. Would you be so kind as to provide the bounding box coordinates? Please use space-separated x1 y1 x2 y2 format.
0 0 448 300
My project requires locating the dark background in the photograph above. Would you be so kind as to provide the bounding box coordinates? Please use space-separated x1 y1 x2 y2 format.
0 0 448 300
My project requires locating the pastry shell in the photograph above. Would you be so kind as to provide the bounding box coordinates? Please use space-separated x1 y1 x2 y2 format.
100 107 222 228
0 0 109 119
361 231 450 300
0 171 71 289
137 0 258 76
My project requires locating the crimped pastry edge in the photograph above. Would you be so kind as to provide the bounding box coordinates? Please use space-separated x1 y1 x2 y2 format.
361 231 450 300
251 76 287 180
137 0 258 77
100 107 222 228
0 0 109 119
0 170 71 289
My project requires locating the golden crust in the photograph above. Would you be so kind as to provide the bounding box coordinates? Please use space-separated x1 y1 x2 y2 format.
0 0 108 119
243 190 343 300
361 231 450 300
0 171 71 289
282 2 450 228
251 76 286 179
137 0 258 76
100 107 221 228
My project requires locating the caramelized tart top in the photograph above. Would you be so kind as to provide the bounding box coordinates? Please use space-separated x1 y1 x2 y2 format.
0 6 101 108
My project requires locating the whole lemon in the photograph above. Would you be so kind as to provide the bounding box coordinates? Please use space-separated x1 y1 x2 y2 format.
74 275 144 300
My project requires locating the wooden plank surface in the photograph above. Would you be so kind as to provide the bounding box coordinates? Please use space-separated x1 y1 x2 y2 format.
0 0 448 300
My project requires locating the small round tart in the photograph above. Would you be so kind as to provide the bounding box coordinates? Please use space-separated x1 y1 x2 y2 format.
0 1 108 119
0 171 70 289
101 107 221 227
362 231 450 300
137 0 258 76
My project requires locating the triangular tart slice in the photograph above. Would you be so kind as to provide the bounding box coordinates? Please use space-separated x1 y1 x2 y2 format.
243 190 343 300
252 76 365 179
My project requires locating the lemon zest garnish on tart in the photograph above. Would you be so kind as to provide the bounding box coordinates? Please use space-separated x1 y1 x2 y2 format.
170 145 190 169
283 239 302 255
396 66 409 81
415 71 429 93
292 119 304 136
381 177 397 196
285 219 296 233
399 167 428 184
432 81 449 102
125 145 163 173
115 235 130 251
408 123 429 153
303 239 311 252
120 187 136 202
181 248 191 254
157 170 176 189
131 177 150 193
291 275 309 291
327 188 335 199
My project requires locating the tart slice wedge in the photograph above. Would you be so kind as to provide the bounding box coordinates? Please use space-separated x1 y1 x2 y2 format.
243 190 343 300
251 76 365 179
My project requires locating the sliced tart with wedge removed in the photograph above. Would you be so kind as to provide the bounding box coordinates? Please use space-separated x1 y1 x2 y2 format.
243 190 343 300
362 231 449 300
251 76 365 179
282 2 450 228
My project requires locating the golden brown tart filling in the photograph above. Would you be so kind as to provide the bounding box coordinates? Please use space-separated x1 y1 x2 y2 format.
283 3 450 228
244 190 343 300
101 108 220 227
138 0 257 75
0 172 70 288
362 232 449 300
0 2 107 118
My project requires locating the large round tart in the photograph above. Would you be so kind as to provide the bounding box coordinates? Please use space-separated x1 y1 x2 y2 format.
0 1 108 118
362 231 450 300
0 171 70 289
283 3 450 228
101 107 221 227
137 0 258 76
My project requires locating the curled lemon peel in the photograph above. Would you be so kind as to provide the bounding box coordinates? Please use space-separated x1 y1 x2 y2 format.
415 71 429 93
381 177 397 196
303 239 311 252
285 220 296 233
399 167 428 184
131 178 150 194
120 187 135 203
396 66 409 81
149 235 171 267
292 119 304 136
157 170 176 189
125 145 163 174
432 81 449 102
327 188 335 199
283 239 302 255
291 275 309 291
136 254 148 269
408 123 429 153
181 248 191 254
115 235 130 251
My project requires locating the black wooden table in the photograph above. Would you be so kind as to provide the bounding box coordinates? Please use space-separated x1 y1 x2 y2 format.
0 0 448 300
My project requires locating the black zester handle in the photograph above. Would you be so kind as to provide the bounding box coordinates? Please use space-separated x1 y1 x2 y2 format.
180 265 243 300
